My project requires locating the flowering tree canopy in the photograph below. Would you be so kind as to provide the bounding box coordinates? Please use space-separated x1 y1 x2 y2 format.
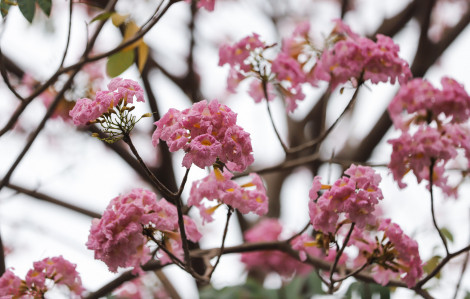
1 0 470 298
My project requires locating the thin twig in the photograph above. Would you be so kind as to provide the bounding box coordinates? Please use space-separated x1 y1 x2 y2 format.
429 159 449 255
3 181 100 218
122 134 174 200
0 47 25 102
58 0 74 68
84 260 164 299
334 261 370 282
286 222 310 243
416 243 470 288
176 167 191 198
173 169 192 268
0 67 82 192
452 208 470 299
288 83 362 154
262 80 288 153
329 223 355 288
155 269 181 299
208 207 233 279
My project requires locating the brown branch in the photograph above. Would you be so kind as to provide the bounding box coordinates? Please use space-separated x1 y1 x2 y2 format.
122 135 174 200
0 67 82 192
0 0 119 137
3 181 101 218
0 233 5 276
155 270 181 299
84 260 164 299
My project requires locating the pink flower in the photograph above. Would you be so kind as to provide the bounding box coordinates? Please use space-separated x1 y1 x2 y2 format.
153 100 254 171
69 96 111 126
240 219 312 277
188 169 268 223
378 219 423 287
308 165 383 233
86 188 201 273
107 77 145 103
29 256 84 296
247 80 275 103
313 20 411 90
389 77 470 129
388 125 458 193
290 234 323 262
185 0 215 11
218 33 265 72
1 257 84 298
182 134 222 169
70 77 145 126
272 52 306 86
0 269 22 298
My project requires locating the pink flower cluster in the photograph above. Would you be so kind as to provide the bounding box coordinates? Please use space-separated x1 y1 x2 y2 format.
188 168 268 223
0 256 84 298
184 0 215 11
388 78 470 196
351 219 423 288
152 99 254 171
241 219 346 277
218 20 411 112
309 165 383 234
389 77 470 129
240 219 312 277
69 77 144 126
86 188 201 273
219 30 308 112
313 20 411 90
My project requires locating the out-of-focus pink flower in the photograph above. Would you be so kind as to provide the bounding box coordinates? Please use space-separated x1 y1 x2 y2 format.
152 100 254 171
219 33 265 72
0 269 22 298
240 219 312 277
185 0 215 11
313 20 411 90
247 80 276 103
389 77 470 129
272 52 306 86
0 257 84 299
188 168 268 223
388 125 465 196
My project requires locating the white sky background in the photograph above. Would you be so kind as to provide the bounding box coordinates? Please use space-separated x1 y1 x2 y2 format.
1 0 470 298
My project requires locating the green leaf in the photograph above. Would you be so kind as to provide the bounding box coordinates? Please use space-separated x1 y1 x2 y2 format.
0 0 12 18
440 227 454 243
106 50 135 77
369 283 391 299
199 279 278 299
17 0 35 23
423 255 442 279
307 271 326 295
465 291 470 299
36 0 51 16
281 276 306 299
90 11 113 23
